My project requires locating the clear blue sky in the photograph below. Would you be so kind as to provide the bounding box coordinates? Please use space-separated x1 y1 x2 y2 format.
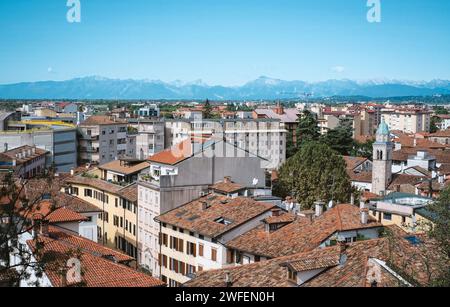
0 0 449 85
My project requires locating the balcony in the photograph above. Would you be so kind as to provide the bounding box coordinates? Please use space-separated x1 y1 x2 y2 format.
138 174 160 185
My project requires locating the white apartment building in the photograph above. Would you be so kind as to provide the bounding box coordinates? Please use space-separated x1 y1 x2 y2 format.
381 108 431 134
131 120 165 159
137 139 268 277
164 119 287 170
154 194 276 286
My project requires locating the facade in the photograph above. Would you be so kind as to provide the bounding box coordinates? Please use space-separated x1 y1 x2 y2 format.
165 118 287 169
0 145 47 178
137 104 160 118
155 195 275 286
78 115 129 165
381 108 431 134
137 139 268 277
0 120 77 173
64 177 139 259
372 121 394 196
132 120 166 159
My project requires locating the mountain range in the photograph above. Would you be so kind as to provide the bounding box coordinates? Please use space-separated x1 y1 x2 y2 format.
0 76 449 100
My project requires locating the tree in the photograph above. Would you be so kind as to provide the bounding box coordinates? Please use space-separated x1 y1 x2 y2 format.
320 118 355 156
274 142 353 209
426 186 450 286
203 99 213 119
351 139 375 159
0 170 76 287
430 116 442 134
296 110 320 145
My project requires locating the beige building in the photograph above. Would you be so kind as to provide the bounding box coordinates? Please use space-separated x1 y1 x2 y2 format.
64 176 139 259
381 108 431 134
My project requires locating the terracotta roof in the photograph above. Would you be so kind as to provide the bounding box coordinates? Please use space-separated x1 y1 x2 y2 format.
428 129 450 138
343 156 369 171
148 140 193 165
210 180 245 194
394 135 445 150
98 160 150 175
53 192 102 213
346 170 372 183
27 228 164 287
393 148 450 164
81 115 124 126
404 166 431 177
116 184 138 203
417 180 450 192
186 227 442 287
0 145 47 165
388 173 424 190
156 195 276 238
65 176 123 195
263 212 297 225
226 204 382 259
362 191 380 201
438 163 450 175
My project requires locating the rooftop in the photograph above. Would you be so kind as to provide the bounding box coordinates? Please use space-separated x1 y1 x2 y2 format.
81 115 125 126
226 204 382 259
98 160 150 175
156 195 275 238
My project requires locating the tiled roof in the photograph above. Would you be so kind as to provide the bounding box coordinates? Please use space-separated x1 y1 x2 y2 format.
393 148 450 164
263 212 297 225
346 169 372 183
226 204 382 258
156 195 276 238
388 173 424 190
393 135 445 149
404 166 431 177
428 129 450 138
0 145 47 164
98 160 150 175
148 140 193 165
65 176 123 195
343 156 368 170
22 201 88 224
254 108 300 123
438 163 450 175
210 181 245 194
116 184 138 203
53 192 102 213
27 228 164 287
186 227 442 287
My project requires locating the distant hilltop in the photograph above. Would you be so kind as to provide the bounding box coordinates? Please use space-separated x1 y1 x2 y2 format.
0 76 449 100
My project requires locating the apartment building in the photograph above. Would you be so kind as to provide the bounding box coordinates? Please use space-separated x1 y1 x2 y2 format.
78 115 129 165
155 194 276 286
98 158 150 184
130 120 165 159
381 108 431 134
64 176 139 259
137 139 268 276
0 117 77 173
0 145 47 178
165 118 287 169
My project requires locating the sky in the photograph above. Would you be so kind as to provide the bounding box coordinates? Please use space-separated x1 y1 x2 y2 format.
0 0 449 86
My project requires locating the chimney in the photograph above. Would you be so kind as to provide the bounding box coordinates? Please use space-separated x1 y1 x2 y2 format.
438 175 445 185
361 208 369 225
315 201 324 217
70 169 75 176
350 194 355 206
225 273 233 287
200 201 209 211
413 138 417 147
223 176 232 184
4 143 8 152
32 147 36 155
271 208 282 217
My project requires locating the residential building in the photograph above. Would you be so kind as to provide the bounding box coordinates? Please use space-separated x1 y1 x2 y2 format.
54 102 78 114
155 194 276 286
98 158 150 184
165 118 287 169
131 120 165 159
138 138 268 277
10 226 165 287
78 115 129 165
0 119 77 173
64 176 139 259
426 129 450 147
137 104 160 118
184 226 441 287
381 108 431 134
369 192 433 233
0 145 47 178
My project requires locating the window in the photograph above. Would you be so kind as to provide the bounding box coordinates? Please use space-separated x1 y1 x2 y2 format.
288 269 297 281
226 250 235 264
199 244 204 257
198 266 203 272
383 213 392 221
84 189 92 197
211 248 217 262
254 255 261 262
187 242 196 256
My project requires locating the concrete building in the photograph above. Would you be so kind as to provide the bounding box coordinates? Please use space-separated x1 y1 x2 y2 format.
137 104 160 118
78 115 129 165
381 108 431 134
165 118 287 170
0 119 77 173
137 139 268 277
131 120 166 160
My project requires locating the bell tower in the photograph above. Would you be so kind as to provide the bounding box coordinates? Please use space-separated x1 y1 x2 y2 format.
372 119 393 196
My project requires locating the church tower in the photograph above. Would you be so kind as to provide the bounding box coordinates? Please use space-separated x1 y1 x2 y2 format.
372 119 393 196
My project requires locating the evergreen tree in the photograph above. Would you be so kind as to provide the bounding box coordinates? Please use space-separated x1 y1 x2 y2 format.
320 118 355 155
274 142 352 209
203 99 213 119
297 110 320 145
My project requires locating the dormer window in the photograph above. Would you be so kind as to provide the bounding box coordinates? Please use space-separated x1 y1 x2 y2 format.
288 268 297 282
215 217 232 226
